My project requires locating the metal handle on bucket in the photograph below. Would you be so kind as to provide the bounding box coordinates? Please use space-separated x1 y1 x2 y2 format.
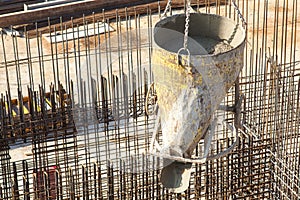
149 120 239 164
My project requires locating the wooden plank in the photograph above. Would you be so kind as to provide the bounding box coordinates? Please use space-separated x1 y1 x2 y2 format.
0 0 156 27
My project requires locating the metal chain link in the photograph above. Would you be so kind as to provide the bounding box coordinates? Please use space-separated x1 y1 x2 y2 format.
176 0 192 71
162 0 191 50
232 0 247 27
183 0 191 50
162 0 172 18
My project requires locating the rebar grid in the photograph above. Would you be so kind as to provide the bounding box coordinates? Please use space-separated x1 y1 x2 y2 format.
0 0 299 199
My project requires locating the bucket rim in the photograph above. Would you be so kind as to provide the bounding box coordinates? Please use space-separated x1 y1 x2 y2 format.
153 12 247 58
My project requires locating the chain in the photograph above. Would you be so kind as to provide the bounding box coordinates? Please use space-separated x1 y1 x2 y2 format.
183 0 191 50
162 0 172 18
176 0 192 71
232 0 247 27
162 0 191 50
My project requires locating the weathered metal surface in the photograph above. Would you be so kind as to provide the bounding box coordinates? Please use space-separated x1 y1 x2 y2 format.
152 13 246 158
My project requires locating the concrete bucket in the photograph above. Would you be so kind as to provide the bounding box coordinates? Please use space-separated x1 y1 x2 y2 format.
151 13 246 192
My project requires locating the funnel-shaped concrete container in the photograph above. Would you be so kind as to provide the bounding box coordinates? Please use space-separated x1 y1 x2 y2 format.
152 13 246 192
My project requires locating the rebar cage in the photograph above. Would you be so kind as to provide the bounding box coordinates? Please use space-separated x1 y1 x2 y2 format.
0 0 299 199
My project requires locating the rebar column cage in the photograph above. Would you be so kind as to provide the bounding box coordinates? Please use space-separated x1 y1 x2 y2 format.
0 0 299 199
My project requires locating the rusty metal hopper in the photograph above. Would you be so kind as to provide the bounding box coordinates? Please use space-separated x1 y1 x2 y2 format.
151 12 246 192
151 11 245 175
